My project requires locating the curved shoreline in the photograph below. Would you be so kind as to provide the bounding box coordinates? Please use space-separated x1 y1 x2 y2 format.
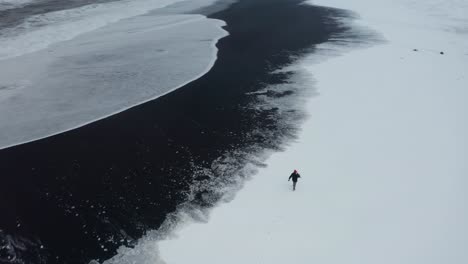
156 0 468 263
0 1 354 263
0 0 210 60
0 14 227 151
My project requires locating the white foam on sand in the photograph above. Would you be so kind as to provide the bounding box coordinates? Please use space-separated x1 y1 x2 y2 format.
0 13 227 149
156 0 468 263
0 0 37 11
0 0 218 60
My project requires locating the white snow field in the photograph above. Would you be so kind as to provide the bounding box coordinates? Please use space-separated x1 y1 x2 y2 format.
156 0 468 263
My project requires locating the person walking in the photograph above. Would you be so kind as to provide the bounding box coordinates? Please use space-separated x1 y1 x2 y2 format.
288 169 301 191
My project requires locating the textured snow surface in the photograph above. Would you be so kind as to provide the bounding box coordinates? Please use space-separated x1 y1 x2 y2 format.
157 0 468 263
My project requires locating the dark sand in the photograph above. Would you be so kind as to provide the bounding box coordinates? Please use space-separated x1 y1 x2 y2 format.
0 0 351 263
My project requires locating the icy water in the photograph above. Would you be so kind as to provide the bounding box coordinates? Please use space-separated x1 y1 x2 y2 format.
0 0 226 149
0 0 357 263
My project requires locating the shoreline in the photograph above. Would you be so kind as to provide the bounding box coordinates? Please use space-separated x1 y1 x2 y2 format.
158 0 468 263
0 0 228 151
0 15 227 151
0 1 351 263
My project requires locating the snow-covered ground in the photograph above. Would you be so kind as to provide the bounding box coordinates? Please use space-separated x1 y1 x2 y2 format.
157 0 468 263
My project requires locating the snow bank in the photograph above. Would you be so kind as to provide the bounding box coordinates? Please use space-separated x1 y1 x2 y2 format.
158 0 468 263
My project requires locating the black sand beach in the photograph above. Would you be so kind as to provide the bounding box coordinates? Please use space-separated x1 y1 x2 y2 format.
0 0 352 263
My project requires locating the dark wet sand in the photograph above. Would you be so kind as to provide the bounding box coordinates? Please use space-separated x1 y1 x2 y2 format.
0 0 350 263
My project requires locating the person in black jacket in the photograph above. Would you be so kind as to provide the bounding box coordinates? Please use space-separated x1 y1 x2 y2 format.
288 169 301 191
